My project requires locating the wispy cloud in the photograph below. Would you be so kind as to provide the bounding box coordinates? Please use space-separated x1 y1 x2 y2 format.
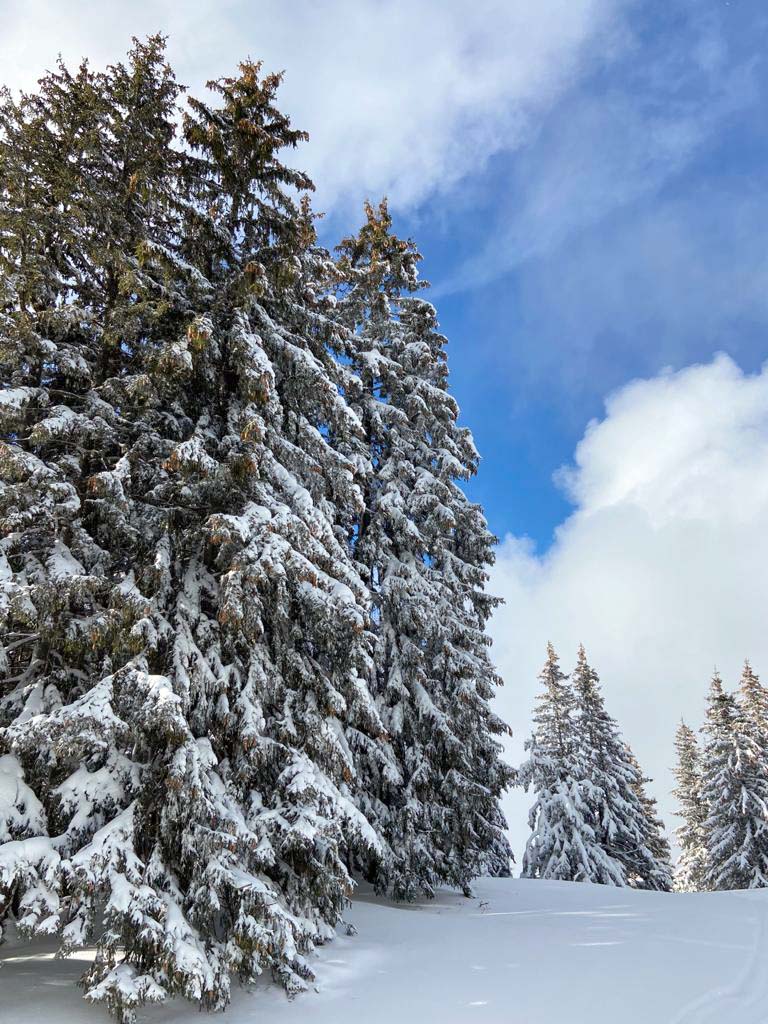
440 4 760 293
487 180 768 417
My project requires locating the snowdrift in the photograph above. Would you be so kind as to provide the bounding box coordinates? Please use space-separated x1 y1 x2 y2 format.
3 877 767 1023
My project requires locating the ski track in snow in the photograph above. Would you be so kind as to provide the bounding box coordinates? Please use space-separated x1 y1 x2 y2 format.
2 877 768 1024
671 890 768 1024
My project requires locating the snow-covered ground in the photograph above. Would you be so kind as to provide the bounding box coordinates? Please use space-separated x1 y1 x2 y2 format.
3 877 767 1024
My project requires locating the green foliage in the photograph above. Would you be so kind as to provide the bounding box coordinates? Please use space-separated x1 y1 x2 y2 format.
0 36 512 1021
336 200 513 899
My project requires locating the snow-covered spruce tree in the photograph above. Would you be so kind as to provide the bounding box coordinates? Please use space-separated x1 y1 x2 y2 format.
519 644 604 882
623 747 673 890
571 646 672 890
672 720 708 891
700 673 768 890
738 660 768 753
334 200 513 898
0 41 386 1021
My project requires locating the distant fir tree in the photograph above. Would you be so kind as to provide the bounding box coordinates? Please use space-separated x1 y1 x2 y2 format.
672 720 708 891
700 672 768 890
738 660 768 753
519 644 603 882
571 647 672 890
521 645 671 888
623 747 673 890
0 40 387 1021
335 200 513 899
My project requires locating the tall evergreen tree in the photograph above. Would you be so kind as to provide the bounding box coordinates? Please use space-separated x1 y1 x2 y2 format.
335 200 512 898
672 719 708 891
0 43 386 1021
571 646 671 890
0 40 515 1020
700 672 768 890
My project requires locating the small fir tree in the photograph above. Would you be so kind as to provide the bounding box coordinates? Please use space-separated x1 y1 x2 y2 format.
521 645 671 888
519 644 604 882
571 646 672 890
672 719 708 891
738 660 768 753
623 746 673 890
700 673 768 890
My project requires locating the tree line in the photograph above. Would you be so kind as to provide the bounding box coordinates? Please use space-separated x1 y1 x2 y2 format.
674 662 768 892
521 647 768 896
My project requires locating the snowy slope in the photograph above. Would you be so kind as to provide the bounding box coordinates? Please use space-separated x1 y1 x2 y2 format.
3 878 767 1024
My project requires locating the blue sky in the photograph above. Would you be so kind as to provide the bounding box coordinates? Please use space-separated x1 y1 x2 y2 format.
6 0 768 853
365 0 768 549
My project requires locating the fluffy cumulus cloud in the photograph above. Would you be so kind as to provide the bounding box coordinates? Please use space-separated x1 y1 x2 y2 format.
491 354 768 859
0 0 621 210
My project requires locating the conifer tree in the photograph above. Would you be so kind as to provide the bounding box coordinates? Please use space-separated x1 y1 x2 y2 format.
571 646 672 890
335 200 512 898
1 39 516 1020
519 644 603 882
521 645 671 888
0 41 386 1021
623 747 673 890
701 673 768 890
738 660 768 752
672 720 708 891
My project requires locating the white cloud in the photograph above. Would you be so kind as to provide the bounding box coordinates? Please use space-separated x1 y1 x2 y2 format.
490 354 768 861
0 0 621 210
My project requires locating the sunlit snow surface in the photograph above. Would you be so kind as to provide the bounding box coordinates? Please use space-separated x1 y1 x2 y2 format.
3 878 768 1023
